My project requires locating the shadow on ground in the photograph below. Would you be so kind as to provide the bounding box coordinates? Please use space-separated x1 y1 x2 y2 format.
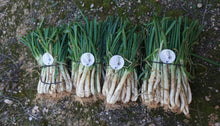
0 0 219 125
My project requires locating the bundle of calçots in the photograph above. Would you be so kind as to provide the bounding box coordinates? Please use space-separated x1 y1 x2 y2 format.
141 17 203 116
67 16 105 98
19 25 72 95
102 17 141 104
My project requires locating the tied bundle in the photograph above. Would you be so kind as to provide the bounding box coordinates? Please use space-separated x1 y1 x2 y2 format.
141 17 203 116
67 16 105 98
19 25 72 95
102 17 141 104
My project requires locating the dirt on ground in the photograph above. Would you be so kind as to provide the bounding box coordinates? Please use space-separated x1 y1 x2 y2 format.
0 0 219 125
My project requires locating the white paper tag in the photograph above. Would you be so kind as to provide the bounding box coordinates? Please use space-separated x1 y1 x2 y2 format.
42 53 54 65
109 55 124 70
80 52 95 66
159 49 176 64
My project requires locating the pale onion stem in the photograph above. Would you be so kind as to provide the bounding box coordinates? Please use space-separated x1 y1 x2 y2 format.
183 105 189 116
181 67 192 104
155 82 160 105
38 68 45 94
124 74 131 103
96 65 101 93
46 65 52 93
107 73 113 95
179 91 185 113
49 66 55 94
180 88 187 113
187 84 192 104
76 64 84 95
181 74 188 98
153 56 161 90
169 65 176 109
163 64 169 110
107 73 118 103
131 71 138 101
90 67 96 95
74 70 78 88
121 82 126 103
109 70 130 104
60 66 68 92
65 67 72 92
102 67 113 96
71 62 76 82
55 69 60 92
44 66 50 93
39 69 46 94
175 67 181 108
47 65 52 93
160 65 164 106
148 62 156 102
142 72 149 103
57 69 61 93
58 68 64 92
141 81 144 101
85 70 91 97
78 66 89 97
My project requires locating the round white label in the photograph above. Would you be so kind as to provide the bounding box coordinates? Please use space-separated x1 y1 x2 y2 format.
109 55 124 70
159 49 176 64
42 53 54 65
80 53 95 66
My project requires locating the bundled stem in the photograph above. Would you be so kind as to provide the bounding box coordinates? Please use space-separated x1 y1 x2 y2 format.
68 15 105 98
102 17 141 104
141 16 203 116
19 25 72 95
